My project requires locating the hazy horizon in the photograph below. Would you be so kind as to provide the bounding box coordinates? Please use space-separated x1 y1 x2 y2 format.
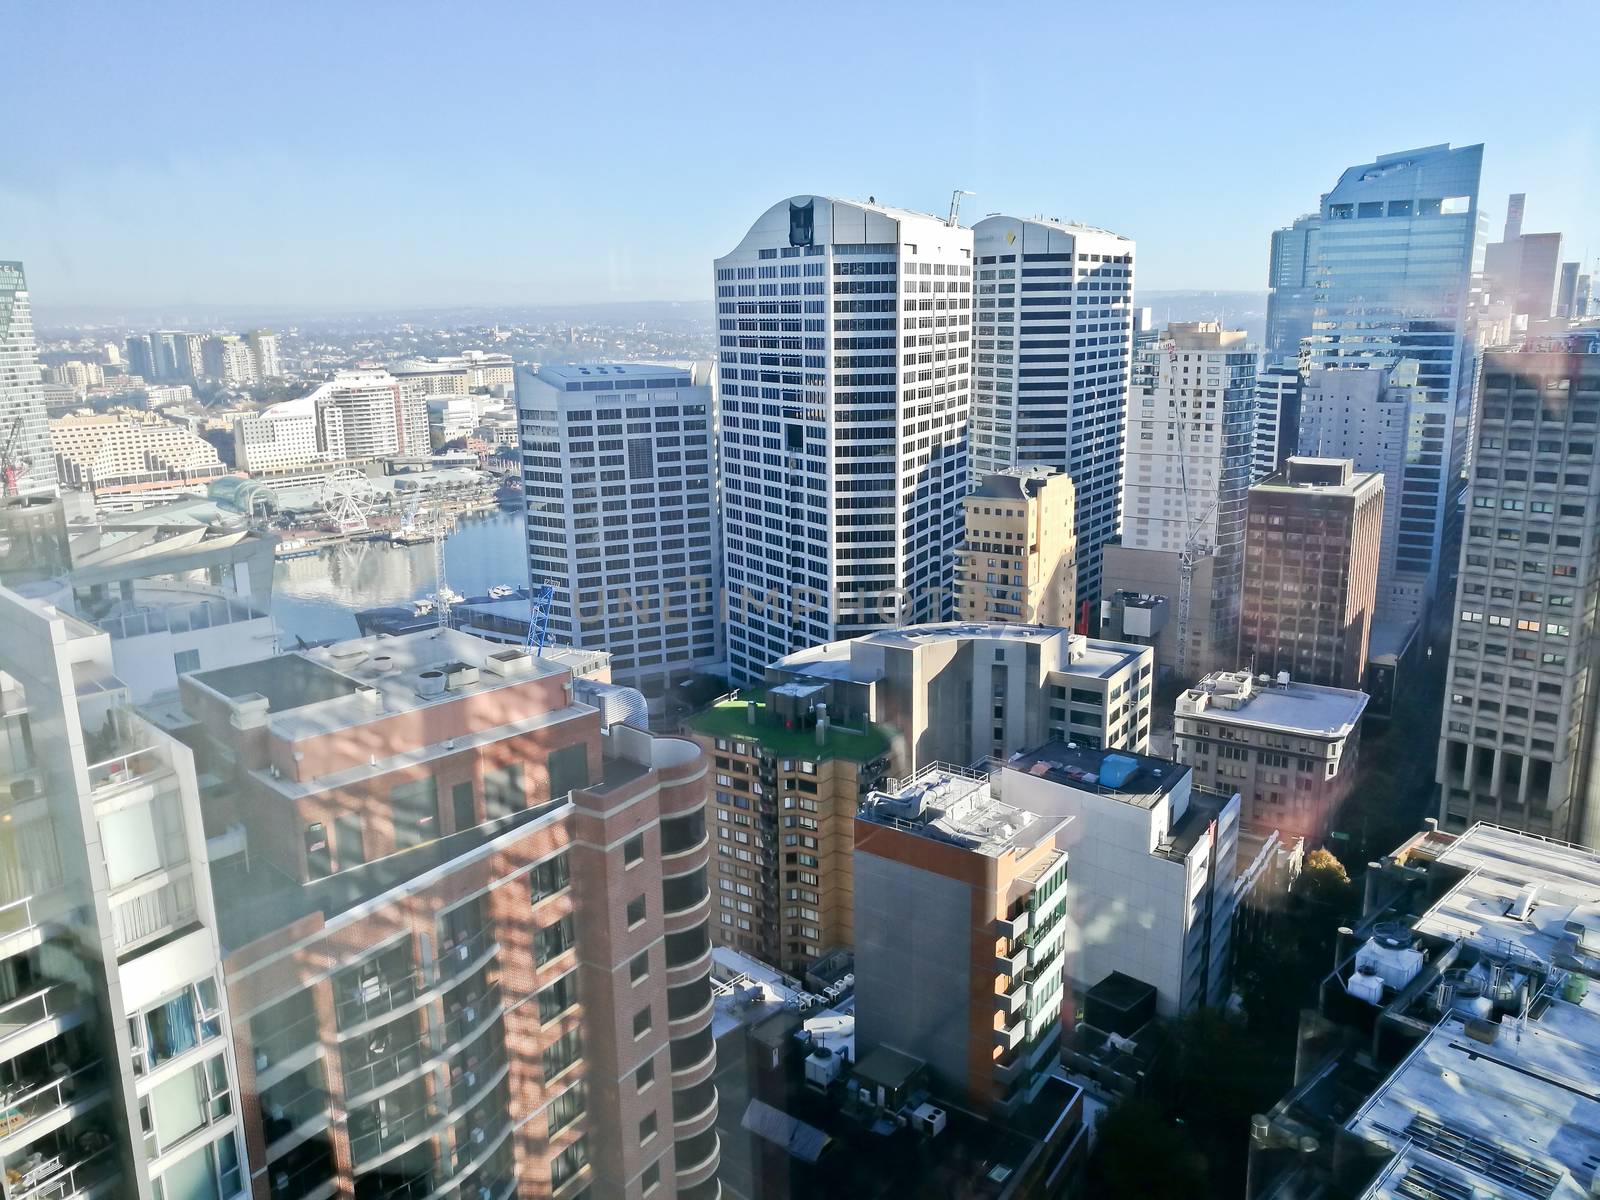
7 0 1596 312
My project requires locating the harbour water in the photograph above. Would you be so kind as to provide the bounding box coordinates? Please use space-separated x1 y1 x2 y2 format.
272 508 526 644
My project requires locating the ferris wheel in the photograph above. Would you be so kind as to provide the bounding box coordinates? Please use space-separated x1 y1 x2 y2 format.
319 469 374 534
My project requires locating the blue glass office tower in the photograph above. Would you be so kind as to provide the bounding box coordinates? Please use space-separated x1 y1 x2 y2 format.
1294 144 1484 627
1264 213 1320 363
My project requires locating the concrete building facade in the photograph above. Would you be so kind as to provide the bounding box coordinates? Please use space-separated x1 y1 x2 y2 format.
516 363 720 689
954 465 1077 627
1239 457 1384 690
766 622 1153 773
968 216 1135 610
1104 322 1256 678
1000 743 1239 1016
1436 347 1600 845
1297 360 1437 626
854 764 1070 1115
1173 668 1368 844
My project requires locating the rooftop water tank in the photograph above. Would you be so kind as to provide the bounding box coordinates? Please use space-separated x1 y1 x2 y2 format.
1099 753 1140 789
1347 968 1385 1005
1354 935 1424 991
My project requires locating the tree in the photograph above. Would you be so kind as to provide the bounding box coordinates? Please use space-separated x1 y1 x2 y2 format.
1299 848 1352 909
1088 1099 1207 1200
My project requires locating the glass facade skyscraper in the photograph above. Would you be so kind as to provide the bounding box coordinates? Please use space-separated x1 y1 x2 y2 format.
1264 213 1321 364
1295 143 1484 627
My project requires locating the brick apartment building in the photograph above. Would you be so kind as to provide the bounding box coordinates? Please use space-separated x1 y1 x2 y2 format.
162 630 721 1200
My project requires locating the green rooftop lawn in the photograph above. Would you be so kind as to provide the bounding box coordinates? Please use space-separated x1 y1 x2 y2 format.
687 696 891 761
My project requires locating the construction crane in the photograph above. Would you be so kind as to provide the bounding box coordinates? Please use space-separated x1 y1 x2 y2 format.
1170 344 1217 683
947 189 974 227
0 417 32 497
524 583 554 657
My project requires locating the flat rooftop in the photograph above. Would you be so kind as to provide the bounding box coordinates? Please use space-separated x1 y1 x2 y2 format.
1007 741 1188 811
772 623 1142 683
688 694 890 761
1410 823 1600 972
859 763 1066 858
1179 671 1368 737
1346 1001 1600 1200
190 629 605 742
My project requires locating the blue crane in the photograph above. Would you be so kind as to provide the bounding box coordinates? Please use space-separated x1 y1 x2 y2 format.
524 583 554 656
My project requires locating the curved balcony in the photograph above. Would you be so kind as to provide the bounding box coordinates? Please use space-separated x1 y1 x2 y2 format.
668 1029 716 1087
432 927 499 986
347 1103 442 1173
671 1082 718 1140
673 1130 720 1190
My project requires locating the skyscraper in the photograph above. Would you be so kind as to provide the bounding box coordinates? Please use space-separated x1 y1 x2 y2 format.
1436 345 1600 846
715 196 973 684
1103 322 1256 678
0 262 58 497
1252 360 1302 481
1239 457 1384 690
1557 261 1581 319
969 216 1135 611
1297 359 1434 625
1299 143 1484 629
1264 213 1321 363
1481 193 1566 324
515 362 721 688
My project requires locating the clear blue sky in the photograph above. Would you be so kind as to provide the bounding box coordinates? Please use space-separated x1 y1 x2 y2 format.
6 0 1596 313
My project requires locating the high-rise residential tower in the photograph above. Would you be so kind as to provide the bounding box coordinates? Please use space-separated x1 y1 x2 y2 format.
954 465 1077 626
1265 213 1321 363
1298 144 1484 629
1436 345 1600 846
715 196 973 684
969 216 1135 610
245 329 280 379
0 262 58 497
516 362 720 689
1239 457 1384 690
0 585 246 1200
1297 359 1434 626
1102 322 1256 678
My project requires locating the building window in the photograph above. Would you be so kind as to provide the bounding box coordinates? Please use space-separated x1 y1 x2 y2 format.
630 951 650 983
642 1161 661 1193
640 1112 658 1143
627 895 647 927
624 834 645 866
633 1007 652 1038
636 1058 655 1090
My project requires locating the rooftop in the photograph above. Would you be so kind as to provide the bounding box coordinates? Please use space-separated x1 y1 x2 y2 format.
189 629 604 742
687 694 890 762
1177 670 1368 737
1408 823 1600 974
859 762 1067 858
1254 456 1383 497
1006 741 1188 811
1346 1001 1600 1200
970 465 1067 501
772 623 1145 684
534 362 693 383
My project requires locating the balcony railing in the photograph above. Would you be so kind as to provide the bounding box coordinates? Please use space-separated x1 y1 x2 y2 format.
267 1153 336 1200
85 745 166 794
97 596 267 641
0 986 74 1052
433 927 497 984
4 1144 114 1200
0 897 44 945
334 969 424 1031
348 1104 441 1168
0 1063 100 1144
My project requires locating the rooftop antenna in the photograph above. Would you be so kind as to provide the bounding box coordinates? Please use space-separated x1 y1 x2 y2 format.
947 189 974 227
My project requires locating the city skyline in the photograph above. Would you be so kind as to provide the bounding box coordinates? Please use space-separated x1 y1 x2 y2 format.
6 0 1597 311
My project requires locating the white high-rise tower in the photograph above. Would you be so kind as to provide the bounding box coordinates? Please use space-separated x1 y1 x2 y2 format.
715 196 973 683
0 261 58 496
970 217 1135 614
